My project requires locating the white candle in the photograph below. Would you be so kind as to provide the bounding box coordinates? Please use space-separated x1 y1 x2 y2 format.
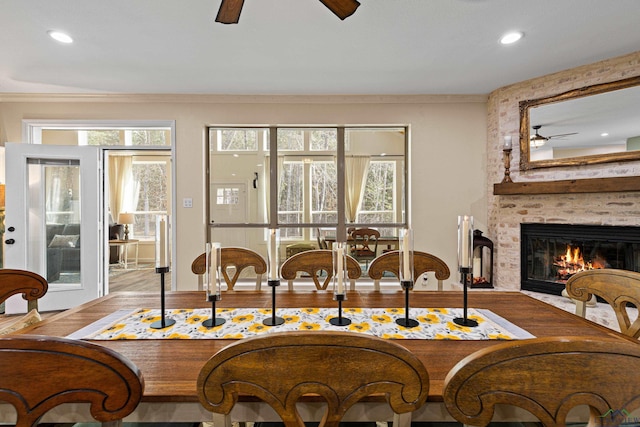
402 231 411 280
503 135 512 150
155 215 169 268
212 242 221 295
473 256 481 277
205 243 212 296
269 229 278 280
336 246 344 294
212 244 218 286
461 216 471 268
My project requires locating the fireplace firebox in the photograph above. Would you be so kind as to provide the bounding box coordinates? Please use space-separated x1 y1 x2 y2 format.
521 223 640 295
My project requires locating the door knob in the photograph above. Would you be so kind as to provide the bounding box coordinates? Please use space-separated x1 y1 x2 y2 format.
4 239 15 244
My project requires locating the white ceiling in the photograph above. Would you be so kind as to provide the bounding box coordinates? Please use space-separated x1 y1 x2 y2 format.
1 0 639 95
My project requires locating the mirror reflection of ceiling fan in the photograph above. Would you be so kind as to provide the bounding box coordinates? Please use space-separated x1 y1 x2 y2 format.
530 125 578 148
215 0 361 24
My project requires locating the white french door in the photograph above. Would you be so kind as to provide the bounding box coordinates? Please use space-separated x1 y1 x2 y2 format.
4 143 103 313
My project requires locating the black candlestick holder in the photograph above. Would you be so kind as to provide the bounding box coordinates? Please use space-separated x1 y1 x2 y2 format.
453 267 478 327
202 293 225 328
151 266 176 329
263 279 285 326
395 280 419 328
329 293 351 326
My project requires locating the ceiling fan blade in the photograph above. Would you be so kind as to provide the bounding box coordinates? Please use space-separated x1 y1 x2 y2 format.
548 132 578 139
319 0 360 20
216 0 245 24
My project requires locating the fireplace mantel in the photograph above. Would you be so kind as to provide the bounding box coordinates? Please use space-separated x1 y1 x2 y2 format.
493 176 640 195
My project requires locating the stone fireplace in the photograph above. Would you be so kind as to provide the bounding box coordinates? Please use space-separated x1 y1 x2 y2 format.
486 52 640 292
521 223 640 295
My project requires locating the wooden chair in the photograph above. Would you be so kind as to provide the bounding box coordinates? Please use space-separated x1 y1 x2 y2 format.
565 268 640 338
443 336 640 427
0 334 144 427
0 269 48 313
368 250 450 291
0 269 48 335
316 228 329 249
191 247 267 291
349 227 380 269
280 249 361 291
197 331 429 427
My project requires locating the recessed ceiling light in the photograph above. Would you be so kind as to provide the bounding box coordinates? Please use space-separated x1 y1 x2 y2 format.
500 31 523 45
48 30 73 44
601 132 609 137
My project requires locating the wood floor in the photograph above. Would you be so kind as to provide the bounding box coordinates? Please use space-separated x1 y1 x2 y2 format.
109 264 172 292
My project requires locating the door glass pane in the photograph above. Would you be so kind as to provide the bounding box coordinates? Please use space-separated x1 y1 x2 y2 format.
28 160 82 286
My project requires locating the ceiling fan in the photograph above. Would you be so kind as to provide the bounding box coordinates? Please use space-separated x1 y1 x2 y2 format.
216 0 361 24
530 125 578 148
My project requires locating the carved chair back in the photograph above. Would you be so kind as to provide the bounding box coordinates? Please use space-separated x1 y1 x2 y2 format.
191 247 267 291
197 331 429 427
565 268 640 338
0 269 48 312
443 336 640 427
280 249 361 291
0 335 144 427
367 251 450 291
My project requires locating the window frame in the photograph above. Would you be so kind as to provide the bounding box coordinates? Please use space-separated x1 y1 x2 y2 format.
206 125 409 242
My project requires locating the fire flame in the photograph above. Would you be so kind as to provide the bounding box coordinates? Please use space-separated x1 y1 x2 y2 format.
554 245 605 280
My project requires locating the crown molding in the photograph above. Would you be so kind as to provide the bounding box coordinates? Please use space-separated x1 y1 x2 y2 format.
0 92 488 104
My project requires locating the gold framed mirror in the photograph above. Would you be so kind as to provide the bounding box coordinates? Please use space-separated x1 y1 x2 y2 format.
519 75 640 170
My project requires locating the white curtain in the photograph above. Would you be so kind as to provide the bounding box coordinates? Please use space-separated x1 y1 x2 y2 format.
345 156 370 223
108 156 138 222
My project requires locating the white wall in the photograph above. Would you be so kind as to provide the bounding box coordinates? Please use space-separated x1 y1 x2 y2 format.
0 94 487 289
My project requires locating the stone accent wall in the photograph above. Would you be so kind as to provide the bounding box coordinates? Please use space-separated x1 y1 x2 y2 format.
487 51 640 290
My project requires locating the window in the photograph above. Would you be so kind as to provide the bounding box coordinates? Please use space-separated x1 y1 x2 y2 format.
217 187 241 205
218 129 260 151
278 129 304 151
357 161 396 235
207 126 407 247
130 158 169 240
310 129 337 151
278 162 304 238
311 161 337 224
80 129 171 146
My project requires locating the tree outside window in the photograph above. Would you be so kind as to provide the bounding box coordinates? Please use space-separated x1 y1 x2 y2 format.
131 160 168 239
358 161 396 235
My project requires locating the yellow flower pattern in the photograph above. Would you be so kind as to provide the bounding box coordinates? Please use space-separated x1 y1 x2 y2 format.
371 314 392 323
232 314 255 323
84 307 533 341
300 322 321 331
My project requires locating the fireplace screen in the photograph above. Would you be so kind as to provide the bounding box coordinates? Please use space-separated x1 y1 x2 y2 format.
521 223 640 295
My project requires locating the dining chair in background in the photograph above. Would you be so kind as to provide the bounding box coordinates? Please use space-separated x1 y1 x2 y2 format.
0 269 48 335
191 247 267 291
349 227 380 270
197 331 430 427
565 268 640 338
316 227 329 249
0 334 144 427
367 250 451 291
443 336 640 427
280 249 361 291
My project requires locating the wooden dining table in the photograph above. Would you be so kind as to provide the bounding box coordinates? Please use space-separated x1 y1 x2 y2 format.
5 290 636 424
